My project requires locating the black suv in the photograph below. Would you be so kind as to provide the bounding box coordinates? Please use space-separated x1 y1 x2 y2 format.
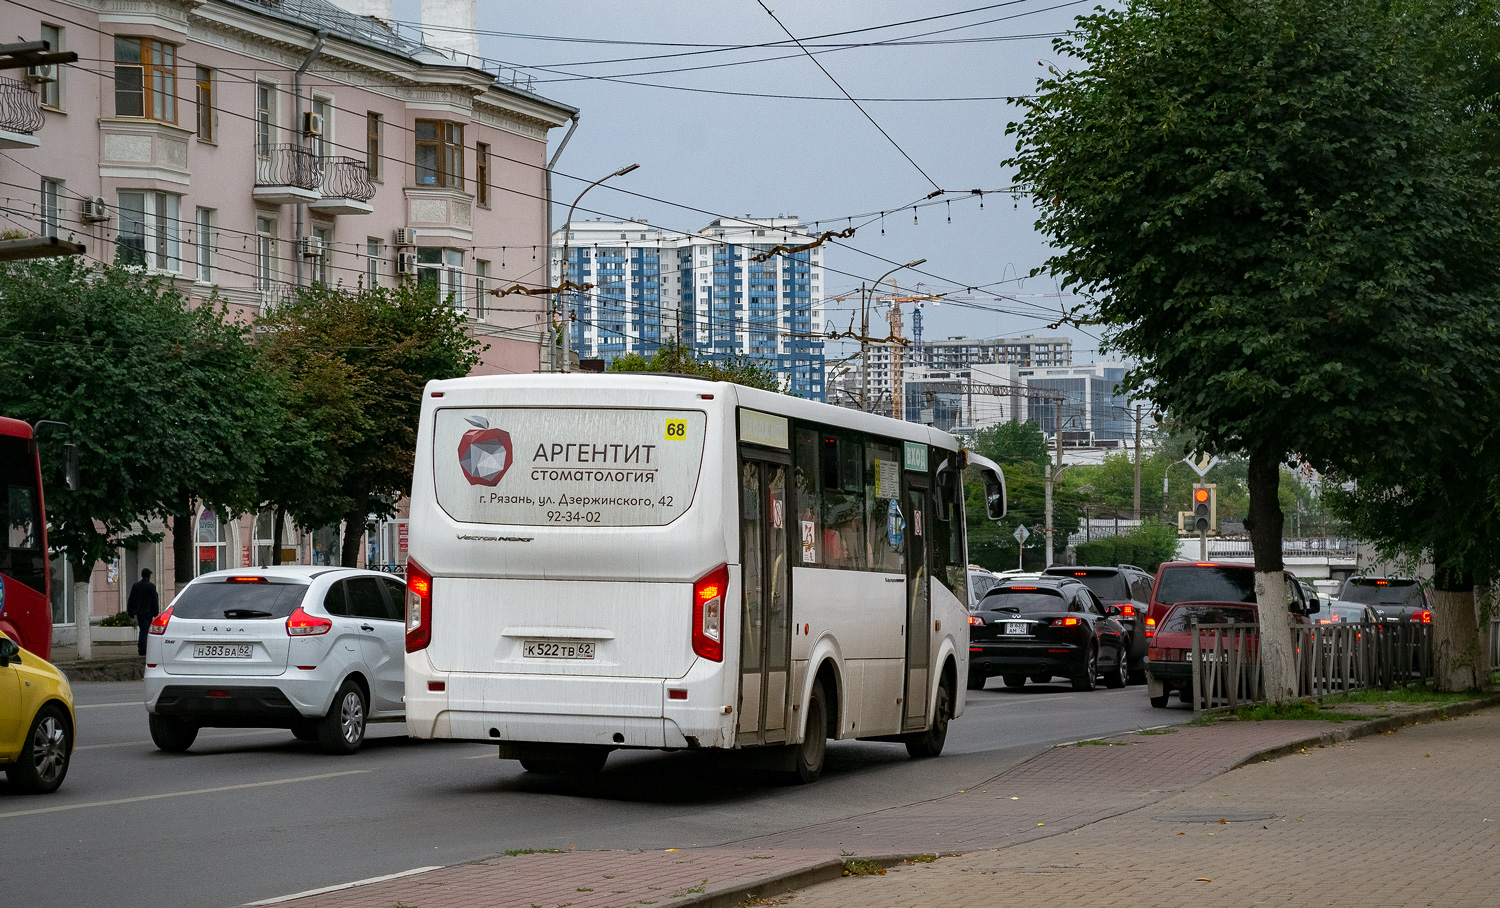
968 576 1132 692
1043 564 1153 684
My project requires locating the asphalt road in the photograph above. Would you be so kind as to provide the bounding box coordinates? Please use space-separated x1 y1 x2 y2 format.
2 677 1176 908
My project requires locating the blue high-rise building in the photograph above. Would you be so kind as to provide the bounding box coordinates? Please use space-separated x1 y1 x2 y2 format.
553 217 825 399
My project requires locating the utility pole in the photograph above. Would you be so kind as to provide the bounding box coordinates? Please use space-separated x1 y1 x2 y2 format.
1044 389 1065 566
1133 404 1143 520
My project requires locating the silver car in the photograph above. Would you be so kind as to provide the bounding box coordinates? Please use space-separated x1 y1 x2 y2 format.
143 566 406 755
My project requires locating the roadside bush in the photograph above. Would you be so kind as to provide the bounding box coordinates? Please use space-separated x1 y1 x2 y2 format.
100 611 136 628
1075 520 1180 573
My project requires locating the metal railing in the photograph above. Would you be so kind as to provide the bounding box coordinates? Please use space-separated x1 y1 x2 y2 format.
1490 618 1500 672
0 76 44 135
1189 620 1434 711
255 143 321 190
320 156 375 202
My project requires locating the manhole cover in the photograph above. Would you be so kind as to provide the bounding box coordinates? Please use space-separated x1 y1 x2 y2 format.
1154 811 1277 823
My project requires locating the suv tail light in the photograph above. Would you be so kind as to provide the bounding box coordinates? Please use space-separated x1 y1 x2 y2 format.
1119 604 1136 617
286 606 332 636
1414 609 1432 624
148 605 174 635
1050 617 1081 627
968 615 985 626
1145 616 1157 638
692 564 728 662
406 558 433 652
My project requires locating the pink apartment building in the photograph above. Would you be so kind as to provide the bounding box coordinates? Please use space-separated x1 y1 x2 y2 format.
0 0 578 638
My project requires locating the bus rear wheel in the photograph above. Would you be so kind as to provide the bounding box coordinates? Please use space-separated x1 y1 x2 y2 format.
789 680 829 784
905 677 952 759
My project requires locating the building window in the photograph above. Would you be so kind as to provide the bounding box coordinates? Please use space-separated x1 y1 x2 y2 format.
256 216 277 291
255 82 275 156
39 25 62 109
195 65 213 140
40 179 62 238
114 36 176 122
195 207 214 282
417 247 464 312
366 237 382 288
312 224 333 286
475 141 490 207
115 191 180 271
197 507 225 576
474 259 489 318
414 120 463 188
366 112 382 181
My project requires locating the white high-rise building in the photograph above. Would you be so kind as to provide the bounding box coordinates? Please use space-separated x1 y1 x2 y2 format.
553 217 827 398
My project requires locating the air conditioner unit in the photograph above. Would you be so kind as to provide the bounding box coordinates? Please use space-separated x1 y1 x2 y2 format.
393 227 417 246
301 112 324 137
396 252 415 275
24 63 57 84
81 197 109 222
299 235 323 258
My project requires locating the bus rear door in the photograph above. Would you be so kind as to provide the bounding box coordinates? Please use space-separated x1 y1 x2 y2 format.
737 450 791 746
903 474 931 732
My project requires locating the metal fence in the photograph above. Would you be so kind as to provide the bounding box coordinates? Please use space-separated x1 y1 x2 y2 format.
1490 618 1500 673
0 76 44 135
1188 620 1434 712
320 157 376 202
255 143 322 190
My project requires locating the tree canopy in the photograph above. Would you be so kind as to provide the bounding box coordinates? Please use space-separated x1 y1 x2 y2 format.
607 338 779 392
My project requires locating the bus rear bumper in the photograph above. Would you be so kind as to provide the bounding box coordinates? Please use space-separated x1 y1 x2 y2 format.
406 653 732 749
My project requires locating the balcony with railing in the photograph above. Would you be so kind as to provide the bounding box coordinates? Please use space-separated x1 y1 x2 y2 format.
253 143 321 205
0 77 44 150
308 156 375 216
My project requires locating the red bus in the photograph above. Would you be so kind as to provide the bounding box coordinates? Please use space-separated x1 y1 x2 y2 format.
0 417 52 660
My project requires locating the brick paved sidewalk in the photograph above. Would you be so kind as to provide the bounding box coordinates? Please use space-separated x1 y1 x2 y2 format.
780 707 1500 908
276 714 1369 908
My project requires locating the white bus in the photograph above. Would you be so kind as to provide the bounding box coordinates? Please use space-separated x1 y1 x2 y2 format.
402 374 1006 782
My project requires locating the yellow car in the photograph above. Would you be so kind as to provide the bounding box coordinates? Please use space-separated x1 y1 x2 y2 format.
0 631 74 794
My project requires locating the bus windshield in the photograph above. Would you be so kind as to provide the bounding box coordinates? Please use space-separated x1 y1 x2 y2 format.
0 434 46 596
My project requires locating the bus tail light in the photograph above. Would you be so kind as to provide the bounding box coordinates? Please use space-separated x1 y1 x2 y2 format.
692 564 728 662
406 558 434 652
286 606 332 636
148 605 174 635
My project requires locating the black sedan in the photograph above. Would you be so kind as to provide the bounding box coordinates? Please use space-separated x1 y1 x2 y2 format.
968 577 1132 692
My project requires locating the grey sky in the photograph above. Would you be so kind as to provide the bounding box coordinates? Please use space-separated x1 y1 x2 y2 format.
392 0 1106 358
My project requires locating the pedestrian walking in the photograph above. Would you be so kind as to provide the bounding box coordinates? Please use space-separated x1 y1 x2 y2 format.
127 568 159 656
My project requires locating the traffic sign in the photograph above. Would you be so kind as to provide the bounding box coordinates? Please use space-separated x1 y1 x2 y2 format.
1013 525 1031 543
1183 452 1220 478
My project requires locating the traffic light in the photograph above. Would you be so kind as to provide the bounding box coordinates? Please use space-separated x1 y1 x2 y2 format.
1191 483 1217 535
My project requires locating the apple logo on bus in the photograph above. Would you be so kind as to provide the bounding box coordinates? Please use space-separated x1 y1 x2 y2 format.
458 415 513 487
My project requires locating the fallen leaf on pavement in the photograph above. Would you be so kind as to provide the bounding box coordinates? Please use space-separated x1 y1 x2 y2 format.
1196 878 1213 882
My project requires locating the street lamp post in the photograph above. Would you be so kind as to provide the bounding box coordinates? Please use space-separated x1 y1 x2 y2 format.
860 258 925 412
555 163 639 373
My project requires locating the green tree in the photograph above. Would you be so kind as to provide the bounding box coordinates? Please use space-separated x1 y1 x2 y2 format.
1075 520 1180 573
0 258 274 596
1007 0 1500 700
973 420 1049 471
257 282 482 567
607 338 779 391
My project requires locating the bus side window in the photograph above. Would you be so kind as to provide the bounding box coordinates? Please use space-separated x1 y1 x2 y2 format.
820 433 866 570
865 441 903 572
793 428 821 565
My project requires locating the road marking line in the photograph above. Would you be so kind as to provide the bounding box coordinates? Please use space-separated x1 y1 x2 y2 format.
965 695 1077 709
74 701 143 710
75 729 285 751
0 770 370 820
242 866 442 906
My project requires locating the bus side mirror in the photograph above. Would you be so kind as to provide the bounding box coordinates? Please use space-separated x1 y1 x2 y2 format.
982 467 1006 521
64 443 79 491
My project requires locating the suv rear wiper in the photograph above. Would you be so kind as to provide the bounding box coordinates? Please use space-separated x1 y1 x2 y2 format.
223 609 274 618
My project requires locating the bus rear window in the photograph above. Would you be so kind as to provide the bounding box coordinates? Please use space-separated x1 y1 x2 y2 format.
433 407 707 527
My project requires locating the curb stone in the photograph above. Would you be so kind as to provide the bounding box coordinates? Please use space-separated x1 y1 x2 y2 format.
676 694 1500 907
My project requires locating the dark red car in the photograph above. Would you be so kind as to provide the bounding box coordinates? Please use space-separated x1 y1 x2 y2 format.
1145 601 1259 707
